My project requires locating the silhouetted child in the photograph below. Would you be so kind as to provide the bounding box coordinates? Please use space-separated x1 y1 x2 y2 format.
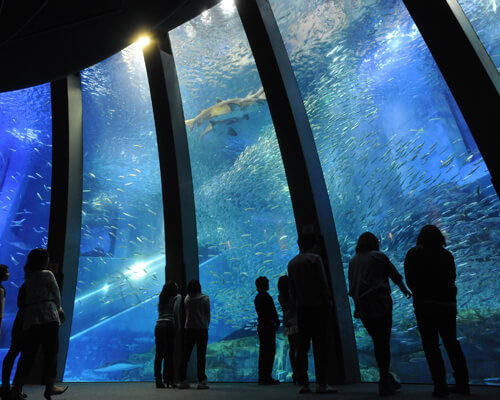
405 225 469 397
277 275 298 384
348 232 412 396
254 276 279 385
178 280 210 390
154 280 181 388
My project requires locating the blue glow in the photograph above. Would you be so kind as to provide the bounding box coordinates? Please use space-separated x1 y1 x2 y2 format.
0 84 52 357
270 0 500 385
64 43 165 382
171 1 299 382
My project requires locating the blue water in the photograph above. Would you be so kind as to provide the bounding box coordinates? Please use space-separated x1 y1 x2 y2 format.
64 44 165 382
457 0 500 73
0 84 52 355
1 0 498 386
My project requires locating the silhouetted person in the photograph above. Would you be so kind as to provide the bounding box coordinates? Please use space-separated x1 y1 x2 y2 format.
154 280 181 388
348 232 412 396
0 265 9 336
254 276 280 385
178 280 210 390
287 231 336 394
404 225 469 397
10 249 67 400
277 275 298 384
1 284 26 399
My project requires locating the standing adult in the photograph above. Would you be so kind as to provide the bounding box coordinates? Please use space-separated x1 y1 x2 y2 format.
277 275 298 384
404 225 469 397
178 280 210 390
254 276 280 385
154 280 181 388
348 232 412 396
287 231 336 394
10 248 67 400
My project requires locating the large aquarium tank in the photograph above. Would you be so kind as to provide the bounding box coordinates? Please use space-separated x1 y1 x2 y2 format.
0 84 52 357
63 43 165 382
170 0 299 382
269 0 500 385
1 0 499 387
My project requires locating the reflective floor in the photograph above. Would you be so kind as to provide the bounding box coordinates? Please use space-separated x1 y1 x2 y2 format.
18 382 500 400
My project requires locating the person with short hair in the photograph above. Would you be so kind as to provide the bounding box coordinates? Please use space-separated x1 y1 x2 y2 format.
349 232 411 396
287 231 336 394
404 225 469 397
178 279 210 390
254 276 280 385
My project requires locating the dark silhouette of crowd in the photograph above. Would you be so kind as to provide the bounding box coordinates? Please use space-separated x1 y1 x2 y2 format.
0 225 470 398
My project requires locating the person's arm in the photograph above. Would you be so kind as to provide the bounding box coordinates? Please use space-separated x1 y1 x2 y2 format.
206 296 211 327
383 254 412 299
271 297 280 330
403 250 418 296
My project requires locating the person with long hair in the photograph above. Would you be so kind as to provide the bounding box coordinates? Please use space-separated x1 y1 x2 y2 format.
9 248 67 400
178 280 210 390
404 225 469 397
154 280 181 388
277 275 298 384
349 232 412 396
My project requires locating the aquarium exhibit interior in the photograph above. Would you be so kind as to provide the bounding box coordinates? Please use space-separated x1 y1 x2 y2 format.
0 0 499 387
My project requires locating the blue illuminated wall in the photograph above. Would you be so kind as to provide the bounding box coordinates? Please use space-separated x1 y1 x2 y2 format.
0 84 52 355
269 0 500 385
64 43 165 382
170 2 299 382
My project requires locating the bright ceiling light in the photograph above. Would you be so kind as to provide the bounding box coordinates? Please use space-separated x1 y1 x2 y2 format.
137 35 151 47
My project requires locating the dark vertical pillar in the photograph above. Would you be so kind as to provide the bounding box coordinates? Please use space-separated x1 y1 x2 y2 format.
402 0 500 196
48 74 83 381
235 0 360 383
142 35 199 295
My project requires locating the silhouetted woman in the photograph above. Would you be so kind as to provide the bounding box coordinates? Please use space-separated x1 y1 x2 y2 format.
404 225 469 397
178 280 210 390
10 248 67 400
277 275 298 384
348 232 411 396
154 280 181 388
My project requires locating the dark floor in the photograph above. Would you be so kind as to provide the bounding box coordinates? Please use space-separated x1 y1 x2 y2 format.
20 382 499 400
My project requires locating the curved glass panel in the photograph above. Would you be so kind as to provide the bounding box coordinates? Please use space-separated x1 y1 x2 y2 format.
270 0 500 385
0 84 52 358
456 0 500 72
170 2 298 382
64 43 165 382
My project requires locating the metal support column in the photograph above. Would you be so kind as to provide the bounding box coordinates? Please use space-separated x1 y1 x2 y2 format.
402 0 500 196
142 35 199 294
48 74 83 381
235 0 360 383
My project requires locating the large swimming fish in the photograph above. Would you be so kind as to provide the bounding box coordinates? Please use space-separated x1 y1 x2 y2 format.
185 87 266 137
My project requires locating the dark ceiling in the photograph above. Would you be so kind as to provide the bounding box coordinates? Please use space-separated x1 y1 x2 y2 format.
0 0 219 93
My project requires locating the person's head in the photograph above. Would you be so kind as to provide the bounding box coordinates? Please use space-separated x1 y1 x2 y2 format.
0 264 9 281
297 231 317 253
255 276 269 293
24 248 49 272
417 225 446 247
187 279 202 297
355 232 380 253
277 275 288 295
159 280 179 307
